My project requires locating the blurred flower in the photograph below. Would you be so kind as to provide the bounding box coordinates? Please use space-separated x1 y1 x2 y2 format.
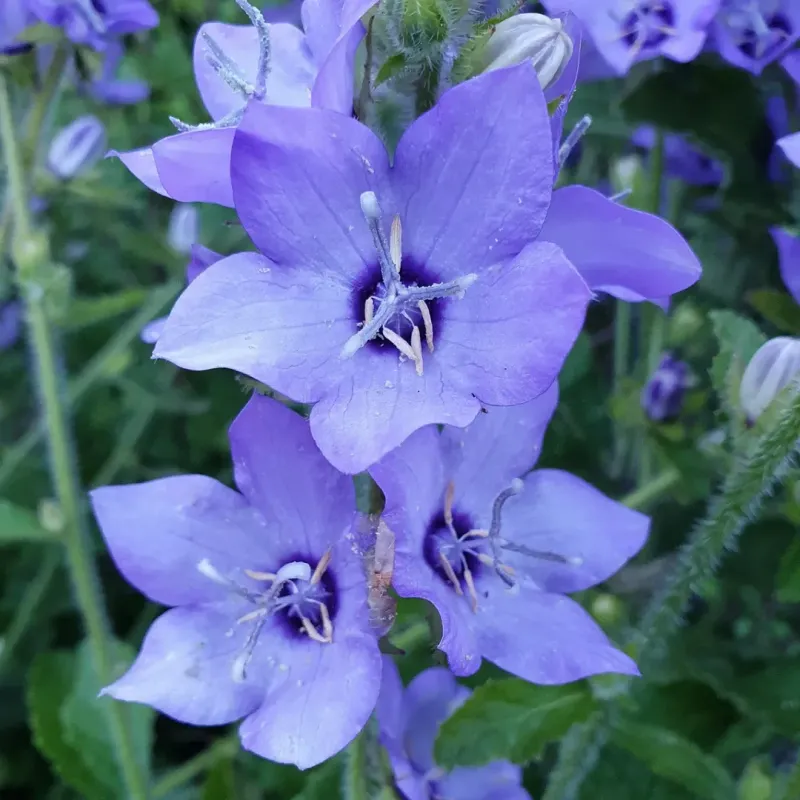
113 0 377 207
778 131 800 167
153 66 700 473
770 227 800 304
167 204 199 256
377 659 531 800
87 39 149 105
711 0 800 74
47 114 106 180
90 395 381 769
480 13 574 89
542 0 718 75
29 0 158 50
740 337 800 422
632 126 723 186
641 353 692 422
141 245 222 344
370 385 648 683
0 0 35 54
0 302 22 351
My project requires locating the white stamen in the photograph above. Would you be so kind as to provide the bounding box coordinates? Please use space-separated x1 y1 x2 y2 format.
244 569 276 581
310 549 332 585
390 215 402 273
418 300 434 352
444 481 455 528
410 326 424 376
232 651 249 683
360 191 381 220
438 550 463 595
382 326 416 361
197 558 229 585
364 296 374 324
463 563 479 612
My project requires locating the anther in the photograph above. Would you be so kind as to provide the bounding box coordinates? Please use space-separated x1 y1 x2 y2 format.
462 563 479 612
244 569 276 581
300 613 332 644
382 326 417 362
438 550 463 595
410 326 424 376
197 558 229 585
444 481 455 529
418 300 434 352
310 549 332 585
364 296 374 324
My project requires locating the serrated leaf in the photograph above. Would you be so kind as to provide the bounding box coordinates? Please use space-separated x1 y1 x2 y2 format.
746 289 800 335
0 500 55 544
777 536 800 603
60 639 153 794
375 53 407 87
449 29 493 85
612 719 736 800
27 651 110 799
434 678 595 768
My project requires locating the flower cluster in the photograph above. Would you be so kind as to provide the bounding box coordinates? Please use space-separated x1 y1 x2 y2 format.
89 0 706 779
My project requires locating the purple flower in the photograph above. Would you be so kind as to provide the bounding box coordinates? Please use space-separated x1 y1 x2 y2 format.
369 385 648 683
770 227 800 304
89 395 381 768
0 0 35 54
29 0 158 50
632 126 723 186
113 0 376 207
782 49 800 83
543 0 719 75
641 353 692 422
0 302 22 351
141 245 222 344
778 132 800 167
711 0 800 74
88 39 149 105
377 659 531 800
47 114 106 179
153 65 700 474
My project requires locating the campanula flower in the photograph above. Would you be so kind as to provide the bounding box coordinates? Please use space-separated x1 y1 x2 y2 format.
153 64 700 474
87 39 149 105
369 385 647 682
711 0 800 74
47 115 106 180
113 0 376 207
641 353 692 422
770 227 800 305
0 0 35 55
632 126 723 186
543 0 719 75
377 659 531 800
29 0 158 50
740 337 800 422
90 395 381 769
0 302 22 351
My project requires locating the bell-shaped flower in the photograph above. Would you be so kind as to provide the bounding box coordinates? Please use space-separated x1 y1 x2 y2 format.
369 384 648 683
711 0 800 74
740 337 800 422
543 0 719 75
47 115 106 180
112 0 376 208
90 395 382 768
153 64 700 474
377 658 531 800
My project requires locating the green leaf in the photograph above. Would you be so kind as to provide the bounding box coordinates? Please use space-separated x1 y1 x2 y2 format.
731 659 800 734
746 289 800 335
66 288 150 331
291 757 344 800
0 500 55 544
60 639 154 793
777 536 800 603
375 53 407 87
560 332 592 389
27 651 110 800
612 719 737 800
434 678 595 768
202 759 236 800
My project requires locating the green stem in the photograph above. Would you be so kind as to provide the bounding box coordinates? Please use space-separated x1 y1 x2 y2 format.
611 301 632 477
620 467 680 510
343 730 370 800
0 73 150 800
545 392 800 800
152 735 238 798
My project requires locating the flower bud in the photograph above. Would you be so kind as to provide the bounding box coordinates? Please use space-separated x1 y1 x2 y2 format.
641 353 691 422
481 13 573 90
47 115 106 180
400 0 449 48
167 204 199 255
740 337 800 422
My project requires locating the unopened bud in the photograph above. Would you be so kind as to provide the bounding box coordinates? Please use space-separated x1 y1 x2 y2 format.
47 115 106 180
641 353 691 423
167 204 199 255
739 337 800 422
400 0 449 48
481 13 573 90
591 593 623 627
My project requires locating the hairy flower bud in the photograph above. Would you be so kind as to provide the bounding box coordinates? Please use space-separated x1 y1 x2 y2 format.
740 337 800 423
167 204 199 255
47 115 106 180
481 13 573 90
400 0 449 48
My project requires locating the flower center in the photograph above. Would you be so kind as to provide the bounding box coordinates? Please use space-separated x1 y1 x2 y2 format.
197 549 336 682
613 1 676 53
341 192 478 376
424 480 583 612
722 1 792 60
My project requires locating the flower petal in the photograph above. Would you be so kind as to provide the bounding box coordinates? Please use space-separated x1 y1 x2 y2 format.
238 538 381 769
90 476 270 606
475 587 639 684
546 11 582 164
393 64 554 278
310 352 481 474
109 147 168 196
439 241 590 405
154 251 352 404
152 129 235 207
771 227 800 305
778 133 800 169
228 394 356 554
231 100 390 271
438 764 529 800
501 469 649 594
538 186 701 302
440 385 558 523
103 605 263 725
